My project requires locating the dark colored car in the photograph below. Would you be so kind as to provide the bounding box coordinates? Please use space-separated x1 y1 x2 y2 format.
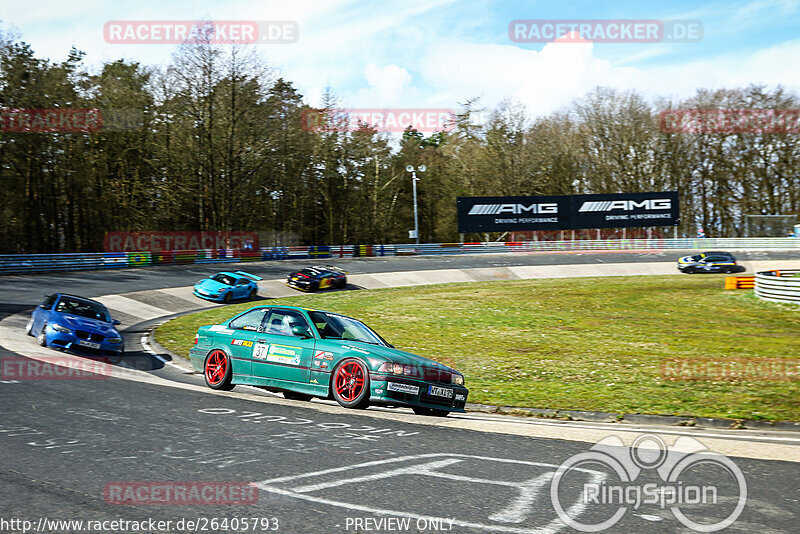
190 305 468 416
677 251 738 273
26 293 124 358
193 271 262 303
286 265 347 292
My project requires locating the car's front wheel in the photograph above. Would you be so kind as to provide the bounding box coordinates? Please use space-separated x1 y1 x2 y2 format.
331 359 370 409
413 407 450 417
37 323 48 347
223 292 232 304
204 350 234 390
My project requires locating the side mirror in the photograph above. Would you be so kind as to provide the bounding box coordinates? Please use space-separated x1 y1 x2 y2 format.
292 326 311 338
112 319 121 325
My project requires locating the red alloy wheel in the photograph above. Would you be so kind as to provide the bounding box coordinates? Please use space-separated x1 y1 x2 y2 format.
332 360 370 408
204 350 233 390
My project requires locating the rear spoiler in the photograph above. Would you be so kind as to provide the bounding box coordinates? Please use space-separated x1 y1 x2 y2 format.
234 270 263 281
313 265 348 274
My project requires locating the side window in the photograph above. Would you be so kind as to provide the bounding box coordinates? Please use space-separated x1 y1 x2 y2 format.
236 278 249 286
229 309 269 332
264 310 310 337
40 295 58 310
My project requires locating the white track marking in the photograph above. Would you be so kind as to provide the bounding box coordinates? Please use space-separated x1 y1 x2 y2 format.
94 295 172 320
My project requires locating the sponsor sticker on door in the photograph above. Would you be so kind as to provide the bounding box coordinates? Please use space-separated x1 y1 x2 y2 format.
266 344 301 366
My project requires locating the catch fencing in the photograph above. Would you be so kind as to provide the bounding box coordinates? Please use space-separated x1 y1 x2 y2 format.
1 238 799 275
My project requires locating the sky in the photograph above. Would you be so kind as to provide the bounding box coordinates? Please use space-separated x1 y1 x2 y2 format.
2 0 799 119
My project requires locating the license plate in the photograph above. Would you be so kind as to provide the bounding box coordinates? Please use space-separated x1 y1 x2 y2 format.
77 340 101 349
428 385 453 398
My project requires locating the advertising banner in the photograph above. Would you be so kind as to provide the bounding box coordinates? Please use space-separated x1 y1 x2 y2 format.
457 192 679 233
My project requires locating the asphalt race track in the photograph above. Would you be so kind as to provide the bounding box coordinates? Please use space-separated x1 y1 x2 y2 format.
2 251 800 533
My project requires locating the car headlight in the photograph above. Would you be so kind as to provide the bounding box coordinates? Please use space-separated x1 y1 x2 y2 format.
378 362 418 377
51 323 71 333
107 337 122 344
451 373 464 385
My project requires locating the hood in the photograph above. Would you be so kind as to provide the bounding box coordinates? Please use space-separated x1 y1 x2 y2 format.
56 314 118 334
196 279 228 291
333 340 458 373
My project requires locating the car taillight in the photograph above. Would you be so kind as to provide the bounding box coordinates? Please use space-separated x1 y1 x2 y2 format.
194 334 198 345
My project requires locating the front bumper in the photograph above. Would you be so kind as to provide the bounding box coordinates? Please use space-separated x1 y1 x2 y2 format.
46 331 123 357
369 375 469 412
286 280 313 292
193 288 225 301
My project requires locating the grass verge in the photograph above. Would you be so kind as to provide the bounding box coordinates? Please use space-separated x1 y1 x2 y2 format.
155 276 800 421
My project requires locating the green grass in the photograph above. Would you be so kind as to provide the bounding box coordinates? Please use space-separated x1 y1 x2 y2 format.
156 276 800 421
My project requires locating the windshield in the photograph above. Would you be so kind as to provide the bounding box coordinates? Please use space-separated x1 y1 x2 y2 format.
308 311 388 346
211 273 235 285
55 297 112 322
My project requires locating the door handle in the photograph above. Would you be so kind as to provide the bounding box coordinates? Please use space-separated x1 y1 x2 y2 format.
258 339 267 343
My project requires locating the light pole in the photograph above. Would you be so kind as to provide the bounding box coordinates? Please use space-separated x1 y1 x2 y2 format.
405 165 426 244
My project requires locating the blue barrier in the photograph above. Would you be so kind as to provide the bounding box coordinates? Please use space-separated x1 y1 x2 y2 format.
2 238 799 275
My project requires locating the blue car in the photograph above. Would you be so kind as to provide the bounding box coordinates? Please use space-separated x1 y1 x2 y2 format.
26 293 125 358
193 271 262 303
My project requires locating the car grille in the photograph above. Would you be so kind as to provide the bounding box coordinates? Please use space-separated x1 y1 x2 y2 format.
76 330 104 342
423 367 452 384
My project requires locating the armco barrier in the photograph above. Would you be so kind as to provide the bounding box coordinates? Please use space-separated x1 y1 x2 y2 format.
1 238 799 275
755 269 800 303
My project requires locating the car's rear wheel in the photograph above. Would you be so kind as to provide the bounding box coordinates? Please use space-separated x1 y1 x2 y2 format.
249 288 257 300
331 359 370 409
37 323 48 347
283 391 312 401
204 350 234 390
412 407 450 417
223 292 232 304
335 278 347 289
723 267 733 274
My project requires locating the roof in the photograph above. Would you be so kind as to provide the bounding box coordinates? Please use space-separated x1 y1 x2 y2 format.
52 293 104 305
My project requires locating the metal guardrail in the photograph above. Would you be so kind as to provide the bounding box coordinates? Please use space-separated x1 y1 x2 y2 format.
755 270 800 303
1 238 798 275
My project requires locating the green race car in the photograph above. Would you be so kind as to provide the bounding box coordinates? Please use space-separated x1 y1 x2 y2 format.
189 305 468 416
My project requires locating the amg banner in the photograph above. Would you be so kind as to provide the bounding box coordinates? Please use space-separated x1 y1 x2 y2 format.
457 192 679 233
